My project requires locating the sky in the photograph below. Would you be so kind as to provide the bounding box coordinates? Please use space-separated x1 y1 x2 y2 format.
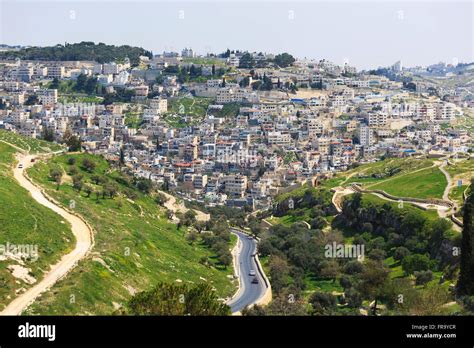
0 0 473 69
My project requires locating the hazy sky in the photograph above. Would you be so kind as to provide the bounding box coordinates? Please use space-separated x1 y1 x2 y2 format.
0 0 473 69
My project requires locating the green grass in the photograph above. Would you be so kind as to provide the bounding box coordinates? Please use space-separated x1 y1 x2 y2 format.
319 177 346 189
167 97 212 118
124 111 143 129
0 142 74 310
359 194 441 221
25 153 236 314
274 184 308 203
0 130 64 154
267 214 309 226
303 275 343 294
384 257 404 279
449 185 468 205
320 157 435 190
164 97 212 128
445 159 474 178
367 166 447 199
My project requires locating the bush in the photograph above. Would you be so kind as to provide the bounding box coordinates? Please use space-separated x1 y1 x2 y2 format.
393 247 410 262
343 260 363 275
414 270 433 286
309 292 337 314
402 254 434 275
81 158 96 172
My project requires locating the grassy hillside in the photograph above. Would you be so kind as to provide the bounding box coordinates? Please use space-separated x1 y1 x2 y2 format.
25 153 236 314
0 130 64 154
320 157 447 199
320 157 435 189
0 143 74 310
367 166 447 199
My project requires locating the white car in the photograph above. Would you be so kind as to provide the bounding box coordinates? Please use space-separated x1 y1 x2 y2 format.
249 270 256 276
18 164 23 169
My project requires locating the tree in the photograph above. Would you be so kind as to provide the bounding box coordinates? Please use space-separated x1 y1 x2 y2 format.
90 174 103 185
345 288 363 308
42 128 55 142
273 53 295 68
261 74 273 91
238 53 255 68
119 146 125 166
414 270 433 286
356 260 390 315
218 251 232 269
319 260 340 282
25 95 40 105
268 255 290 294
50 77 59 89
393 246 410 261
154 193 168 206
458 190 474 295
181 210 197 227
126 282 230 315
81 158 96 172
83 184 93 197
134 177 153 193
194 221 207 233
72 174 84 192
401 254 433 275
263 293 308 315
49 168 63 190
186 231 198 244
103 182 118 198
309 292 337 315
66 135 82 152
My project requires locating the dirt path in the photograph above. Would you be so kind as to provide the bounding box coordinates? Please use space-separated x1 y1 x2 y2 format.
158 190 210 222
1 152 93 315
439 161 454 203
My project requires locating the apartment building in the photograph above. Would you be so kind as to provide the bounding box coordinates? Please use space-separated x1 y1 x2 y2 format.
307 119 324 137
216 87 244 103
224 175 248 198
267 131 291 146
436 102 456 121
358 125 375 147
316 137 331 155
149 97 168 114
366 113 388 127
47 65 65 79
37 89 58 106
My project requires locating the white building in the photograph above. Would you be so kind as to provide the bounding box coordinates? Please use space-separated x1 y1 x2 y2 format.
358 125 375 147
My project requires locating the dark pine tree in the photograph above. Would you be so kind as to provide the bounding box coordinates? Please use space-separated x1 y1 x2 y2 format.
458 188 474 295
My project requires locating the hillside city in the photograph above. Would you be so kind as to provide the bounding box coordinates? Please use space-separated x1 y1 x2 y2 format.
1 44 473 211
1 42 474 319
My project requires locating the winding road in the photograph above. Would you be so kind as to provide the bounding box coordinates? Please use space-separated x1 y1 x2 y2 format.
1 152 93 315
227 229 270 313
1 143 264 314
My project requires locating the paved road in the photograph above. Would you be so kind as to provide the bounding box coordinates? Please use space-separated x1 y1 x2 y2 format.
227 229 267 313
